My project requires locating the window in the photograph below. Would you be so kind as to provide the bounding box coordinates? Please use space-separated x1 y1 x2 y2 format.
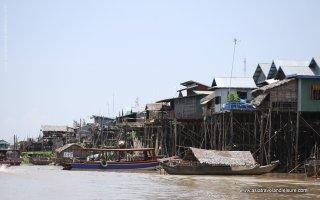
237 91 247 99
215 96 221 104
311 85 320 100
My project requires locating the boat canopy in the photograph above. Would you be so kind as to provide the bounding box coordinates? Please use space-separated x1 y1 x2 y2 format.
80 148 155 152
21 151 53 156
184 147 256 167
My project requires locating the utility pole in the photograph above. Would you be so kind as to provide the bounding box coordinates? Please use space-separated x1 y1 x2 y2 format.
112 93 115 118
244 58 247 77
229 38 239 94
4 3 8 72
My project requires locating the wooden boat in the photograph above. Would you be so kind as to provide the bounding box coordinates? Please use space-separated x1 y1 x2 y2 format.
304 160 320 178
160 147 279 175
304 145 320 178
63 148 159 170
29 157 52 165
21 151 54 165
0 149 22 166
0 160 22 166
161 160 279 175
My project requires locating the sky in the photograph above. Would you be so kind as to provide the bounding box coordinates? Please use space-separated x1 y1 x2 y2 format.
0 0 320 143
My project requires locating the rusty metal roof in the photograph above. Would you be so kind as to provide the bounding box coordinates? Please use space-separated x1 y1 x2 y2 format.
145 103 170 111
55 143 82 153
41 125 74 133
180 80 209 87
184 147 256 167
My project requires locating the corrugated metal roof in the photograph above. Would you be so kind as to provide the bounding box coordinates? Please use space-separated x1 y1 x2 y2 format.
177 85 197 92
211 77 257 89
55 143 82 153
286 75 320 79
180 80 209 87
145 103 170 111
313 57 320 66
253 63 273 84
0 140 9 145
278 66 314 76
272 60 309 68
259 63 272 75
265 79 278 84
185 147 256 167
273 59 317 79
200 92 215 105
91 115 114 120
193 91 213 95
41 125 74 133
267 65 278 79
157 93 208 103
309 57 320 75
253 65 265 82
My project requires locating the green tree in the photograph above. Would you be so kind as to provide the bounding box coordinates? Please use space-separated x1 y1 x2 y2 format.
227 93 240 103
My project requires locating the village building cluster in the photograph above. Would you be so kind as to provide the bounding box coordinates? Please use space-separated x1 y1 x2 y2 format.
2 57 320 173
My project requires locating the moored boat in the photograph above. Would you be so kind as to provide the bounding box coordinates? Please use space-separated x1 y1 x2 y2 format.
0 149 22 166
160 147 279 175
304 160 320 178
304 145 320 178
0 160 22 166
21 151 54 165
63 148 159 170
29 157 52 165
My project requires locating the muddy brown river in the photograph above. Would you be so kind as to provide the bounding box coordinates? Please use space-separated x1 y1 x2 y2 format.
0 165 319 199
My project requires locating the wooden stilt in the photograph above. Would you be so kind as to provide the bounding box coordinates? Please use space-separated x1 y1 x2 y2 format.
295 111 300 172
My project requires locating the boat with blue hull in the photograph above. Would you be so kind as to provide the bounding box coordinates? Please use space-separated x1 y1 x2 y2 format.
70 161 159 170
63 148 159 171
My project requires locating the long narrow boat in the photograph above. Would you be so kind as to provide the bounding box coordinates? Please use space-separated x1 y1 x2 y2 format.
0 149 22 166
63 148 159 170
160 161 279 175
0 160 22 166
21 151 53 165
160 147 279 175
29 157 52 165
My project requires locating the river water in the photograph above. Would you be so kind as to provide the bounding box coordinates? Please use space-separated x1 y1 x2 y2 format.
0 165 319 200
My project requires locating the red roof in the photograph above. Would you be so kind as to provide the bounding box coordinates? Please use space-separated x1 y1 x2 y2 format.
80 148 155 152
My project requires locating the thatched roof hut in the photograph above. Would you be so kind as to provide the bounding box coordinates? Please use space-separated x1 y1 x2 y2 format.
183 147 256 167
55 143 83 165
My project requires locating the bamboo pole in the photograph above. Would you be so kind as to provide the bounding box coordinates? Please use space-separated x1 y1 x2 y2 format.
230 111 234 148
259 114 264 164
268 109 272 164
295 111 300 172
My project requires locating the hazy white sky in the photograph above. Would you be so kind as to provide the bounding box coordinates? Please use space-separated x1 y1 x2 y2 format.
1 0 320 142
